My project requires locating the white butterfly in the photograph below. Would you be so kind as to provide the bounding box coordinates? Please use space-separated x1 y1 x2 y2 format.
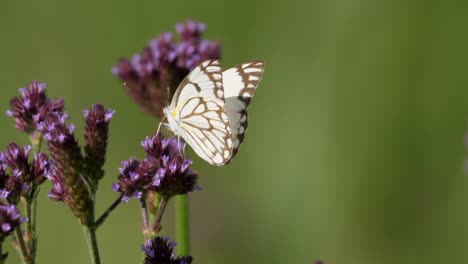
162 60 264 165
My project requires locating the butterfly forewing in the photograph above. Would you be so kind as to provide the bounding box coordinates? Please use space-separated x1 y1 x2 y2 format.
177 97 233 165
171 60 224 109
223 61 265 157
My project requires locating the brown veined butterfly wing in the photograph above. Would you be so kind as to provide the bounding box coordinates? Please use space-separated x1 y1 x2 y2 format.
165 60 233 165
222 61 265 158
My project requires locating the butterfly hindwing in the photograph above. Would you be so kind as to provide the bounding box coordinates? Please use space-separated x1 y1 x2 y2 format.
223 61 265 157
177 97 233 165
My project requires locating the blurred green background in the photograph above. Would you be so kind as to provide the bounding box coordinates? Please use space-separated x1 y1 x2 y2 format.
1 0 468 263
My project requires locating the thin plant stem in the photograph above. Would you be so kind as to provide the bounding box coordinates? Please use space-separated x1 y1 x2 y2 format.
14 227 30 264
31 195 38 235
148 193 160 231
25 199 32 239
140 198 149 233
152 197 168 234
27 131 42 263
94 196 122 228
82 225 101 264
175 194 190 255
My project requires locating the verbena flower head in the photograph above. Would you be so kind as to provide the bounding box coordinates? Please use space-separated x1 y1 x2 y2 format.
112 158 156 203
112 19 221 118
142 135 198 199
83 104 115 182
39 104 114 225
38 112 91 224
1 144 32 184
0 203 25 239
0 144 51 203
113 134 198 202
142 236 193 264
7 81 64 134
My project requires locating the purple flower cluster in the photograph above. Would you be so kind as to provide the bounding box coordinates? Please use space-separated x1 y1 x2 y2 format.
0 143 50 203
37 104 114 225
7 81 63 134
113 134 198 202
38 112 88 216
112 19 221 118
83 105 115 181
142 236 193 264
0 203 25 239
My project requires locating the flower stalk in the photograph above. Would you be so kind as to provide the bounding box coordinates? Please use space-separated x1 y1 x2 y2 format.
94 195 122 229
14 228 30 264
82 225 101 264
176 195 190 255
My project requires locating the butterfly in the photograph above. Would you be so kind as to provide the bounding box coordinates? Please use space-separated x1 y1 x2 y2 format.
162 60 264 165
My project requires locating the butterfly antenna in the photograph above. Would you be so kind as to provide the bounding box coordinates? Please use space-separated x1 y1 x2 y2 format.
166 86 171 105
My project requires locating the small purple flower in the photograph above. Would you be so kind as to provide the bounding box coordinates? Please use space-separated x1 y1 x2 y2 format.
0 144 52 203
46 166 66 202
32 153 51 186
113 158 154 202
112 19 221 118
1 143 32 184
142 236 193 264
0 203 25 238
7 81 64 133
0 159 22 202
83 104 114 182
149 155 198 199
113 134 198 201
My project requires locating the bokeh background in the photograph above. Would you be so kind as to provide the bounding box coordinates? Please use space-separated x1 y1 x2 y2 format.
1 0 468 263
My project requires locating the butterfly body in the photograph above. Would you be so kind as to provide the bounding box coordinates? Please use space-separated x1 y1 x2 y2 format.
163 60 264 165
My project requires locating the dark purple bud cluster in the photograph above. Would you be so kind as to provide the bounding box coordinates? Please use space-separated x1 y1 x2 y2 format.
7 81 63 134
83 104 115 182
113 134 198 202
38 105 114 225
112 19 221 118
0 203 26 239
0 143 50 203
142 236 193 264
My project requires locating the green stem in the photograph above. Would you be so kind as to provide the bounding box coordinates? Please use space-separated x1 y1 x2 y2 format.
27 132 42 264
14 227 30 264
175 194 190 255
31 197 37 235
140 198 149 238
94 196 122 229
82 226 101 264
25 200 32 239
151 198 168 235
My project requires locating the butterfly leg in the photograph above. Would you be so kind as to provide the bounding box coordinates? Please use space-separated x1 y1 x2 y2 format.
177 134 185 158
156 115 167 135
